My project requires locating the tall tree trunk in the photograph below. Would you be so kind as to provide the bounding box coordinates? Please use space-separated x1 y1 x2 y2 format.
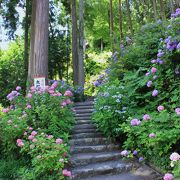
175 0 180 7
159 0 166 20
78 0 85 87
109 0 114 51
28 0 49 85
169 0 175 13
24 0 30 86
71 0 79 86
125 0 133 35
152 0 158 21
119 0 123 39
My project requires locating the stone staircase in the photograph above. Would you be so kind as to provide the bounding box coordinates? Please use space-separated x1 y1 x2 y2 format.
70 100 162 180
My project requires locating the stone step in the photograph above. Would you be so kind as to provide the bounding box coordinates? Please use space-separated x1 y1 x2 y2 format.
75 116 91 120
82 173 152 180
75 113 92 117
74 109 94 114
70 144 120 154
73 124 96 130
75 101 94 106
70 151 121 167
71 132 102 139
74 106 94 110
75 120 92 125
72 128 98 134
70 137 112 146
70 159 134 179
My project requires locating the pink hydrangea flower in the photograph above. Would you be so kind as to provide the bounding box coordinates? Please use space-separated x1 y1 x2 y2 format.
48 90 55 94
130 119 141 126
175 108 180 115
61 101 67 107
47 135 53 139
24 132 27 136
152 90 158 97
27 126 33 131
32 138 37 143
28 135 34 140
120 150 129 156
2 108 9 113
65 99 71 105
64 90 73 97
163 173 173 180
56 138 63 144
62 169 71 177
151 67 157 73
143 114 151 121
30 86 36 92
16 86 21 91
16 139 24 147
27 93 32 99
26 104 32 109
170 152 180 161
149 133 156 138
17 141 24 147
31 131 38 136
157 105 164 112
57 92 62 96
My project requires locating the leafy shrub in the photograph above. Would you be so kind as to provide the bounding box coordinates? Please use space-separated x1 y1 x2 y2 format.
93 9 180 179
0 81 74 179
0 40 26 105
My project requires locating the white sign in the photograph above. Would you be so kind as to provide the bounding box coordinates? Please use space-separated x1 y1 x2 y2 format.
34 77 46 89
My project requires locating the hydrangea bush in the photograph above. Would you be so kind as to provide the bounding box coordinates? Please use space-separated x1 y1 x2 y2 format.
93 9 180 179
0 81 74 179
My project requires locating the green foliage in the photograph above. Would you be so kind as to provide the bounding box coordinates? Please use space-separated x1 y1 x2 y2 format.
92 79 129 138
0 40 26 105
93 15 180 177
0 83 74 179
19 133 68 179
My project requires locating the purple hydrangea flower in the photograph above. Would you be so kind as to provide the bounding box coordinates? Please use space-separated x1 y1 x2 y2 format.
175 108 180 115
93 81 99 87
157 50 164 58
151 59 157 64
152 90 158 97
145 72 151 76
175 68 180 75
153 75 158 80
147 81 152 87
177 42 180 50
143 114 151 121
139 157 144 162
121 150 129 157
149 133 156 138
130 119 141 126
133 150 138 156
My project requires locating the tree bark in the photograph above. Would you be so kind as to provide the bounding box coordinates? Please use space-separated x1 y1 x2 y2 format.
119 0 123 39
125 0 133 35
78 0 85 87
169 0 175 13
109 0 114 51
24 0 30 86
71 0 79 86
152 0 158 21
159 0 166 20
28 0 49 86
